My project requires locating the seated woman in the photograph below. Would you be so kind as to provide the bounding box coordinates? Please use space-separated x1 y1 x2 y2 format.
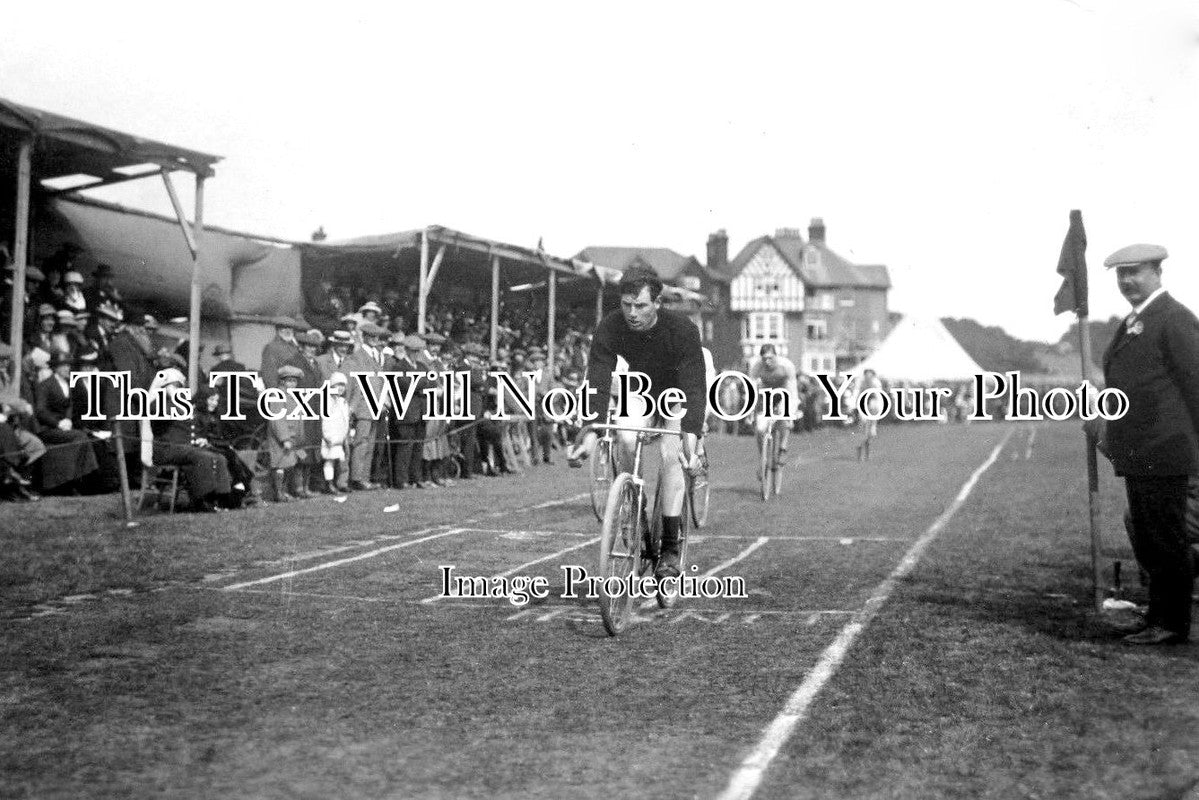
193 385 257 508
32 352 99 494
144 368 232 512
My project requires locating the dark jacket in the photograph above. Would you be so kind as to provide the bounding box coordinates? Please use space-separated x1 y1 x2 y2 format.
1103 291 1199 476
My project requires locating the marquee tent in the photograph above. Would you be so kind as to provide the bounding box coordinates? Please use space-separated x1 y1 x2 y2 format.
851 314 983 382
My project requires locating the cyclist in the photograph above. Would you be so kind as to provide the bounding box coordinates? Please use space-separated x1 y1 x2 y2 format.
855 367 883 460
568 266 706 579
747 343 800 462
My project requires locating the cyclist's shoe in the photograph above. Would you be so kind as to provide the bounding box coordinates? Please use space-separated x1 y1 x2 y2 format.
654 550 681 579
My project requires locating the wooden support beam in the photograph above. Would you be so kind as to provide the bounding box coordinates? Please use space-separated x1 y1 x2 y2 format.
6 138 32 389
418 228 428 335
490 254 500 361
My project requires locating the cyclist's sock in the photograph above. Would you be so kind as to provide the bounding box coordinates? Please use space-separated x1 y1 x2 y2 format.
660 516 682 556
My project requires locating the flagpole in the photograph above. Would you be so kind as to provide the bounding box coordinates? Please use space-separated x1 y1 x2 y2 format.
1076 314 1105 610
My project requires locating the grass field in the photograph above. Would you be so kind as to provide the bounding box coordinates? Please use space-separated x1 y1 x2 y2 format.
2 421 1197 799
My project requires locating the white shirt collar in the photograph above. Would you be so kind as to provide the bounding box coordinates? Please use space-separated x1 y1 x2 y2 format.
1132 287 1166 317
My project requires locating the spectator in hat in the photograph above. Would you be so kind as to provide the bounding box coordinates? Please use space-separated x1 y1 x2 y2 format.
33 351 100 494
358 301 383 326
295 330 326 492
192 384 257 508
317 329 355 385
260 316 304 390
84 301 122 356
69 347 122 494
320 371 352 495
25 304 57 356
1097 242 1199 645
266 364 311 502
342 322 387 491
60 270 87 314
85 263 123 312
107 311 157 457
51 310 84 358
385 333 429 488
0 342 43 501
146 368 233 512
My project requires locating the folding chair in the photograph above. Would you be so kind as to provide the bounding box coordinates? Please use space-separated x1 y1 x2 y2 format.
137 462 183 514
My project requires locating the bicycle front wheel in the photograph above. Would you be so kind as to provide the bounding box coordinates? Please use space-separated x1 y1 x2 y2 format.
759 432 772 502
689 448 711 528
597 473 644 636
771 428 784 497
589 437 614 523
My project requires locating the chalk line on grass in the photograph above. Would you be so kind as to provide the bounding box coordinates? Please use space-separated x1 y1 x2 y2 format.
717 428 1015 800
638 536 768 611
223 528 469 591
218 491 590 587
1025 426 1036 460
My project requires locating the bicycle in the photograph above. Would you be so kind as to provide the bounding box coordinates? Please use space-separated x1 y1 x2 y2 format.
575 423 695 636
758 416 787 501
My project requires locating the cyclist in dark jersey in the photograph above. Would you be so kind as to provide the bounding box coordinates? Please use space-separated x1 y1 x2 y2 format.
568 266 705 578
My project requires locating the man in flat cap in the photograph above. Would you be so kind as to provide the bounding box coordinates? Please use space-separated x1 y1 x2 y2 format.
386 333 431 488
342 321 388 490
1101 243 1199 644
260 317 305 390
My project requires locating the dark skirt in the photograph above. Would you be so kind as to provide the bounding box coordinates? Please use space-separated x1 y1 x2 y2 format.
37 429 100 490
151 442 232 501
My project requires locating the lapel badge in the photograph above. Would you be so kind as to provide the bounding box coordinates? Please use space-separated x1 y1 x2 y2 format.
1127 320 1144 336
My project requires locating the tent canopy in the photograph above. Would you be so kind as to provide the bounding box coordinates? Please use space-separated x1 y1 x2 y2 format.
0 97 220 192
852 315 983 383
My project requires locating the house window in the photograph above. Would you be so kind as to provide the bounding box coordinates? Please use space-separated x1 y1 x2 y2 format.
745 312 783 341
807 292 834 311
838 297 855 308
806 319 828 341
752 277 781 298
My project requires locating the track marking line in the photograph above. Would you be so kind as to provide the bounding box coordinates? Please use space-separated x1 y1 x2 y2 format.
717 428 1014 800
454 528 592 538
1024 426 1036 460
419 536 601 604
215 491 590 584
222 527 470 591
691 534 907 543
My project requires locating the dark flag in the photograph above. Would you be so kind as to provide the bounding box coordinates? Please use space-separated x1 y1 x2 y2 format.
1054 209 1088 316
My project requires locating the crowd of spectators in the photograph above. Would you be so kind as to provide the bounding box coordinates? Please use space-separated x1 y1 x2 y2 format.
0 251 597 509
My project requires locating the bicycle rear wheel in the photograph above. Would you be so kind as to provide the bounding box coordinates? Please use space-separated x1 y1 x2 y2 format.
759 431 773 502
597 473 644 636
589 437 614 522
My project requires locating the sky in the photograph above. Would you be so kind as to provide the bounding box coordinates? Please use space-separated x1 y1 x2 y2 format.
3 0 1197 342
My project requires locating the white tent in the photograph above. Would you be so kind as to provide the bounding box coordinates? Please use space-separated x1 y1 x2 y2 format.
851 315 983 382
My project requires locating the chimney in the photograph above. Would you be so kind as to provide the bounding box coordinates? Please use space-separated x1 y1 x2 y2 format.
707 229 728 272
808 217 826 244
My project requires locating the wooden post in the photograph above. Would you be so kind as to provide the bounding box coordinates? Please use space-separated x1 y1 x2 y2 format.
595 278 604 328
546 269 556 379
113 421 134 525
418 228 428 335
1077 313 1105 609
188 176 205 394
490 254 500 361
7 138 32 388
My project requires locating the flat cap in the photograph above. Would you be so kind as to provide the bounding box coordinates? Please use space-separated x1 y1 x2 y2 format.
329 330 354 346
424 332 446 344
358 301 383 315
402 334 425 350
277 364 304 379
64 271 84 284
55 310 78 326
1104 243 1168 269
37 303 56 317
25 266 45 282
297 330 325 346
95 302 123 322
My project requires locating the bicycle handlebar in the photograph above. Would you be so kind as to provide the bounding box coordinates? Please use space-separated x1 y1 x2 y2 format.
571 422 695 466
